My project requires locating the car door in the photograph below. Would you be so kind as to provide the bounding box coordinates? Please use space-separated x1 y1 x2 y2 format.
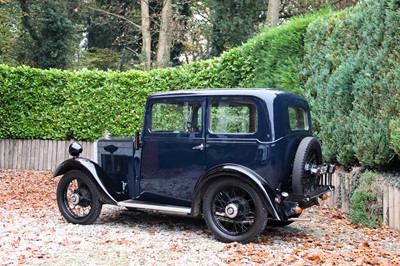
139 97 206 206
205 96 274 183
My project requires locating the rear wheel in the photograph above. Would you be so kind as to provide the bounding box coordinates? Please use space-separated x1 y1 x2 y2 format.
56 170 102 224
202 178 268 243
292 137 323 194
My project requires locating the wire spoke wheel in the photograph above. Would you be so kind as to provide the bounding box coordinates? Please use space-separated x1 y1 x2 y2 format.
203 178 267 243
63 179 92 218
213 187 256 235
56 170 102 224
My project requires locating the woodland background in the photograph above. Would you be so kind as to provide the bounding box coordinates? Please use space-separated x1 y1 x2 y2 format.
0 0 357 70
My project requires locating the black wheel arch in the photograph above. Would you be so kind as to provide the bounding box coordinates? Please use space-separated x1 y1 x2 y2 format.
54 158 117 205
192 164 283 220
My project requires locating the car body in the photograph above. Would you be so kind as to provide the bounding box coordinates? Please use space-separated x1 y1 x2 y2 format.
54 89 334 243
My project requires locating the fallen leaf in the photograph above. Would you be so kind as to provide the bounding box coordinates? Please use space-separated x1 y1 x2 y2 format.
335 243 344 248
285 255 297 264
321 245 335 251
355 257 364 265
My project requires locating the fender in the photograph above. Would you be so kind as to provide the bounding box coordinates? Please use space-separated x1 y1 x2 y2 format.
53 157 117 204
192 164 284 220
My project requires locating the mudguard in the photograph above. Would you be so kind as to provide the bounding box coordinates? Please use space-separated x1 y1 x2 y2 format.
192 164 284 220
53 157 117 204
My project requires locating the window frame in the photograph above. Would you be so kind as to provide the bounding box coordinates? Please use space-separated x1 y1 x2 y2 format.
288 106 309 131
207 97 259 136
146 98 205 137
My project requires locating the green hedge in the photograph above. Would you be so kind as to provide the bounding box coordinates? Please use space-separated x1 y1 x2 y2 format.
0 14 316 141
2 0 399 170
302 0 400 168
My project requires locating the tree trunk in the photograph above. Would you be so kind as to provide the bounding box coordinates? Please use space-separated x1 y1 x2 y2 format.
156 0 172 68
267 0 280 26
141 0 151 71
18 0 40 44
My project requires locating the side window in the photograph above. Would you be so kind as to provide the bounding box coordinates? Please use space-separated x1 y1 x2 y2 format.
210 100 257 134
151 101 202 133
289 107 308 130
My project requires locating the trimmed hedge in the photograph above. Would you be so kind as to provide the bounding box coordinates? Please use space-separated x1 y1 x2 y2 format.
0 14 317 141
1 0 399 170
302 0 400 168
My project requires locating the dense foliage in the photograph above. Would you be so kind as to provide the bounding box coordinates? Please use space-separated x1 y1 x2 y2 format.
0 14 314 141
302 0 400 169
1 0 400 170
209 0 266 56
0 0 356 71
349 171 383 228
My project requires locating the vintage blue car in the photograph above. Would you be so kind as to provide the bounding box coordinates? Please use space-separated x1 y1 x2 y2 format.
54 89 334 243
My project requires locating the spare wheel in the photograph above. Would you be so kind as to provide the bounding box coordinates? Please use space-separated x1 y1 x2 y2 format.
292 137 323 194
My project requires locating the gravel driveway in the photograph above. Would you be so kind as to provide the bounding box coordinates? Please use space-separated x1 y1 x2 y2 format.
1 170 399 265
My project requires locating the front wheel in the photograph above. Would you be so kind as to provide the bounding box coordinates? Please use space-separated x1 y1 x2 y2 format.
202 178 268 243
56 170 102 224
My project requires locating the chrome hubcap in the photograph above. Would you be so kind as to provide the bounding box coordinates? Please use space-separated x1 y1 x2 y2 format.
225 203 239 218
71 193 80 205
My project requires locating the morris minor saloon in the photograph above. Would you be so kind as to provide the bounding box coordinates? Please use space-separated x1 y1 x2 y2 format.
54 89 334 243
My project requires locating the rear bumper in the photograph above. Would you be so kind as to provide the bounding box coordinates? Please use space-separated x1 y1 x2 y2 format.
282 163 336 217
287 185 335 208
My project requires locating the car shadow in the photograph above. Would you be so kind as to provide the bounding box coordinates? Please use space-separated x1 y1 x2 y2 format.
97 205 207 230
95 205 310 243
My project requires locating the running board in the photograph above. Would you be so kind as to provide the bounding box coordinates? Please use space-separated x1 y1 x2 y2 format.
118 200 192 215
287 217 311 222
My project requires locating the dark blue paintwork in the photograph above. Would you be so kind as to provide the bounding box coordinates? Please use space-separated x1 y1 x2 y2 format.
138 89 312 208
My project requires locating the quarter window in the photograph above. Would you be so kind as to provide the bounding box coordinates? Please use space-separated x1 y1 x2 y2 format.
210 100 257 134
289 107 308 130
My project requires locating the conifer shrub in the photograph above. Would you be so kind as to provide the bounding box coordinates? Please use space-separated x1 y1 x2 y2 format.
302 0 400 168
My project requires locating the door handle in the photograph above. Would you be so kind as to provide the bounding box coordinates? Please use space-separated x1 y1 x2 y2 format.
192 143 204 151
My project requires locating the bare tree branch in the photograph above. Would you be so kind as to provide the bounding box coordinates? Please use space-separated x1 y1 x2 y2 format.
85 5 141 30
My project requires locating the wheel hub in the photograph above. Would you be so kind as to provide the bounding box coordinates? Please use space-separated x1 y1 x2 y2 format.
71 193 80 205
225 203 239 218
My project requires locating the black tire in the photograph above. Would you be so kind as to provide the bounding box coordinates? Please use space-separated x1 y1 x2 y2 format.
202 178 268 243
292 137 323 194
56 170 102 224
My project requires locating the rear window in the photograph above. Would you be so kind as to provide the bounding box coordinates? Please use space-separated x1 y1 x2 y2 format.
209 100 257 134
289 107 308 131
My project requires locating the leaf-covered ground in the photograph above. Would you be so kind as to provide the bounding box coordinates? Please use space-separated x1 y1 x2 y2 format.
0 169 399 265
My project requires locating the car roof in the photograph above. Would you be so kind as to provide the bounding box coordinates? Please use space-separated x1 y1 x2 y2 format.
148 88 293 100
